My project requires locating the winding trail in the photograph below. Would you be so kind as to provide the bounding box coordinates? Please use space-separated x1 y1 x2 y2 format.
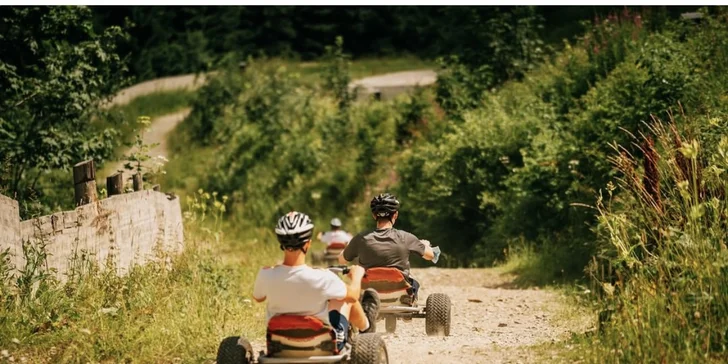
112 69 437 173
106 108 191 175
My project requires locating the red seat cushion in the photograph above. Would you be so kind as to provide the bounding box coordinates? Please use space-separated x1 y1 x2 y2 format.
266 315 337 357
327 242 347 250
362 267 407 284
268 315 326 332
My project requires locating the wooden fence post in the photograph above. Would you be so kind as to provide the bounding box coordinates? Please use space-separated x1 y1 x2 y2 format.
73 160 97 206
133 173 143 191
107 172 124 196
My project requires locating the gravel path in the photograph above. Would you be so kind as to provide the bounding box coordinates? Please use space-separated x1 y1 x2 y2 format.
380 268 592 364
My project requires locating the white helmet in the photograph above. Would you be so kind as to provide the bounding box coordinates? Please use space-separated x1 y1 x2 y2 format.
330 218 342 228
275 211 314 248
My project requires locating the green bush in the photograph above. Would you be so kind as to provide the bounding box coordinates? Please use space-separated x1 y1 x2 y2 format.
396 9 728 276
183 54 436 230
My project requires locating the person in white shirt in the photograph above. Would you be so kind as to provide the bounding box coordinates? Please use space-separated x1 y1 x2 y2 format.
318 217 353 248
253 211 380 350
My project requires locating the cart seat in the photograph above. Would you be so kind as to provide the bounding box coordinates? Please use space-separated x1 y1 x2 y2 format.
361 267 413 307
326 242 347 256
267 315 337 357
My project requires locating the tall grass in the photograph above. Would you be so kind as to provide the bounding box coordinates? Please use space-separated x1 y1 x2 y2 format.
581 113 728 362
0 192 280 363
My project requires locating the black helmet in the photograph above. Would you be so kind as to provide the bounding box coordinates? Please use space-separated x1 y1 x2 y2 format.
370 193 400 218
275 211 314 249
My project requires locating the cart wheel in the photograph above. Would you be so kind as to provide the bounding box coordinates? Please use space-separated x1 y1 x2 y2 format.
425 293 451 336
385 316 397 333
216 336 253 364
351 333 388 364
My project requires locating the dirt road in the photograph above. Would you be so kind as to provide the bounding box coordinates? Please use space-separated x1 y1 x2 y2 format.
350 70 437 100
105 108 191 175
379 268 591 364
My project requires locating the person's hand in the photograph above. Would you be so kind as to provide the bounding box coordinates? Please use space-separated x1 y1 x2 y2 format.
347 265 365 281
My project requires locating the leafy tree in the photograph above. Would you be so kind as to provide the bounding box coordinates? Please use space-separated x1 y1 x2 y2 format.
0 6 128 204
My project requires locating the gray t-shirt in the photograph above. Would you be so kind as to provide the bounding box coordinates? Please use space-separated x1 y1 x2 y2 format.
342 228 426 277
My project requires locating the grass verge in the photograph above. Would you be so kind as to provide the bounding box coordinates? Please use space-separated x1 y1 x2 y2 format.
0 205 280 363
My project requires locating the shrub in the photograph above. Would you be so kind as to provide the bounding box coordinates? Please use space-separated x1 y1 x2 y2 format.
188 54 436 230
396 9 728 274
586 113 728 362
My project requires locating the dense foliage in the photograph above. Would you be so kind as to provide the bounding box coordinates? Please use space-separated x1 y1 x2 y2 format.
583 11 728 362
90 6 697 81
178 42 437 230
396 8 728 271
0 7 128 213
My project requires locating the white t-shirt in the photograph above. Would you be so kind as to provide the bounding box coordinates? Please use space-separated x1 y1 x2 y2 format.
253 265 347 325
320 230 353 246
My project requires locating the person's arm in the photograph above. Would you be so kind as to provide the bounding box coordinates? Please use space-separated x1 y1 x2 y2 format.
252 268 268 302
337 251 349 265
339 234 360 264
420 239 435 261
406 233 434 261
342 265 365 303
324 266 364 303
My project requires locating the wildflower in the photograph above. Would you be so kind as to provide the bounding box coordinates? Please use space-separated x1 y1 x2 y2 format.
137 116 152 126
679 139 699 160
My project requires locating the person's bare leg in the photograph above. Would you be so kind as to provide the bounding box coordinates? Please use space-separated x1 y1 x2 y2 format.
348 301 368 330
330 299 368 330
329 300 351 318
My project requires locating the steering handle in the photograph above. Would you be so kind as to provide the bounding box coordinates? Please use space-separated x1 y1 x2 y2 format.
328 265 350 275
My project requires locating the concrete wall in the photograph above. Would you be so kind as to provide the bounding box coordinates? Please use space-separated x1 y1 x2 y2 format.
0 194 21 271
0 190 183 278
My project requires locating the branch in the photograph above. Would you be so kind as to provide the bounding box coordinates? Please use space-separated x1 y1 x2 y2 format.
14 91 39 108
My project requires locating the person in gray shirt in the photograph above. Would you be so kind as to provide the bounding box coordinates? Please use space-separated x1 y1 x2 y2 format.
338 193 435 300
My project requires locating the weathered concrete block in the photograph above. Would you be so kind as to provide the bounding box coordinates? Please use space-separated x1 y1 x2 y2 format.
63 211 78 229
0 187 184 279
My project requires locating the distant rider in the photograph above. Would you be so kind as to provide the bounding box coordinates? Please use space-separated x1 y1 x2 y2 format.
253 211 380 350
317 217 353 247
338 193 435 303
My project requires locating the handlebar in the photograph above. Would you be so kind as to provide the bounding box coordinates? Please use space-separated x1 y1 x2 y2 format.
327 265 350 275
